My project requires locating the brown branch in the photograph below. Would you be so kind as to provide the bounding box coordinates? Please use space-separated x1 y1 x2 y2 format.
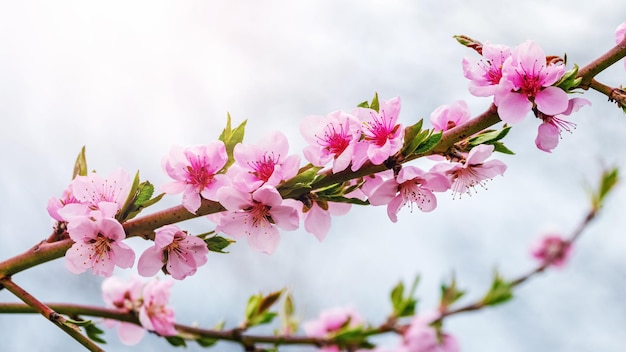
577 37 626 88
0 278 103 352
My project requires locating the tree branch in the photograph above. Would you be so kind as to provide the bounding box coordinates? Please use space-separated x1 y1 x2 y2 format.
0 278 103 352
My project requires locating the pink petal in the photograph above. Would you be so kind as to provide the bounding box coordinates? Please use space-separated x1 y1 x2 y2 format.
535 122 559 153
161 181 186 195
497 93 532 123
117 322 146 346
99 218 127 242
466 144 495 165
368 179 399 206
252 186 283 207
112 242 136 269
386 195 403 223
137 247 165 277
535 86 569 115
304 205 331 242
65 243 92 274
247 225 280 255
270 205 300 231
216 212 251 239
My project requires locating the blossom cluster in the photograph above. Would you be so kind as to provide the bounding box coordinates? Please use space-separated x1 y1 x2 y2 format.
101 276 177 345
48 169 209 278
462 40 591 152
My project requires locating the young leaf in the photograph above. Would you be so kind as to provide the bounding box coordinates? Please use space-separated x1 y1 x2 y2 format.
85 323 107 344
390 276 419 318
440 274 466 308
196 336 218 347
370 92 380 113
218 113 247 170
402 119 427 156
492 142 515 155
468 126 511 146
204 235 235 253
165 335 187 347
592 167 619 210
481 271 514 306
257 290 283 314
414 131 443 154
72 146 88 179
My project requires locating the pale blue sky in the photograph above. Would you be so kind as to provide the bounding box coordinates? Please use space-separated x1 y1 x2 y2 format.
0 1 625 351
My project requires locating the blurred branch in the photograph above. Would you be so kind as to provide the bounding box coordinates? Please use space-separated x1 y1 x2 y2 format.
0 278 103 352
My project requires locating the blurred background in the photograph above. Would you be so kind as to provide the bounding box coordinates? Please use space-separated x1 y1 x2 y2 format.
1 1 625 351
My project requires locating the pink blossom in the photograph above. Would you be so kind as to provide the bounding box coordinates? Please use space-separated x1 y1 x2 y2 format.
535 97 591 152
47 185 79 222
216 185 300 254
403 312 459 352
226 131 300 193
531 233 572 268
497 40 568 124
56 168 132 220
138 280 177 337
101 276 146 345
161 142 230 214
303 306 363 352
138 224 209 280
616 21 626 69
369 167 451 223
462 41 511 97
351 97 404 171
430 100 471 132
65 213 135 277
301 110 361 173
433 144 507 198
302 200 351 242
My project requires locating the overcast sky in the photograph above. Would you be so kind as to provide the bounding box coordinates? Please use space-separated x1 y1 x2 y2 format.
0 1 625 351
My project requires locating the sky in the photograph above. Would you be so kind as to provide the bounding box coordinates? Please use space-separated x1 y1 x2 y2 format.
0 1 625 351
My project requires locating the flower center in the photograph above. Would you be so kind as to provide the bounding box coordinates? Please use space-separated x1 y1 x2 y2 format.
317 123 351 156
89 233 113 260
249 153 278 182
363 111 398 146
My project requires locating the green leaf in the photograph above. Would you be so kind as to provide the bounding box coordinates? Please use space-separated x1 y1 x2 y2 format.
555 64 582 91
279 164 323 196
492 142 515 155
165 336 187 347
218 113 247 170
244 294 263 321
118 174 166 221
402 119 428 156
85 323 107 344
468 126 511 146
204 235 235 253
390 276 419 318
196 336 218 347
592 167 619 210
414 131 443 154
248 312 278 327
357 93 380 112
440 274 466 308
370 92 380 113
323 195 369 206
72 146 88 179
134 181 155 205
481 271 514 306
